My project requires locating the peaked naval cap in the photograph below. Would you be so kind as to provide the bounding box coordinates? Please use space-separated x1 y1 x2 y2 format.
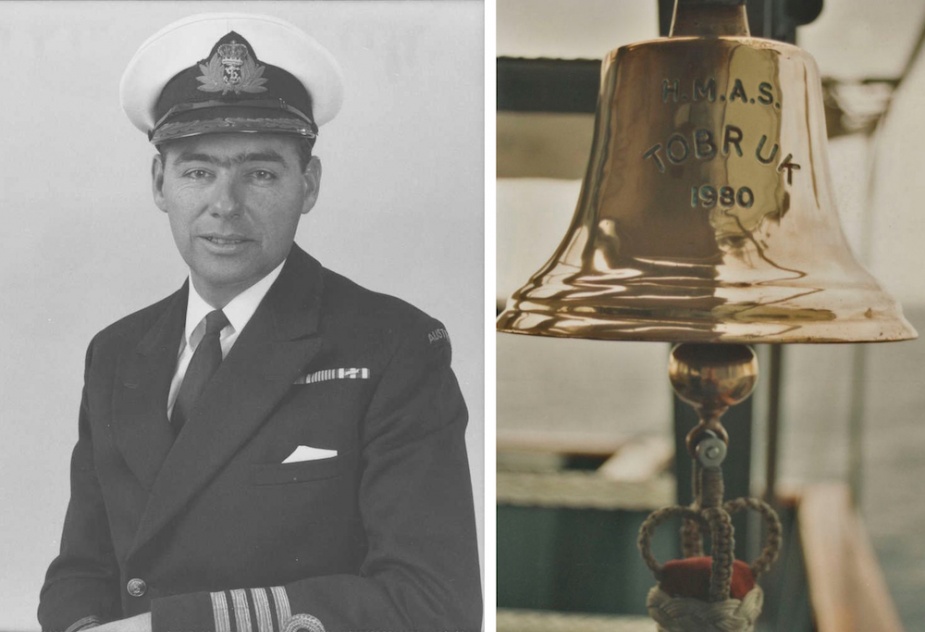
120 13 344 145
150 32 316 144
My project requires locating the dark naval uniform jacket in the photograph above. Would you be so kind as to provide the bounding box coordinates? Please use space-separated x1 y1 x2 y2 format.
39 244 482 632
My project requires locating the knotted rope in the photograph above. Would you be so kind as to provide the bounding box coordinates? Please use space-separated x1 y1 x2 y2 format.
645 584 764 632
637 435 782 631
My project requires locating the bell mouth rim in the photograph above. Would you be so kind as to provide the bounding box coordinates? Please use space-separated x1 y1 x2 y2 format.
496 307 918 345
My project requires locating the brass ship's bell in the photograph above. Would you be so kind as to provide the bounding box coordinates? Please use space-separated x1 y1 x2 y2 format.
497 1 917 344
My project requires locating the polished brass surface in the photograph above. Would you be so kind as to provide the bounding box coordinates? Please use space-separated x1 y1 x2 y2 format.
497 29 917 343
668 343 757 456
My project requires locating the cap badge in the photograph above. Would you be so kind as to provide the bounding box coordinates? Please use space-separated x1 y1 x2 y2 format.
197 40 268 95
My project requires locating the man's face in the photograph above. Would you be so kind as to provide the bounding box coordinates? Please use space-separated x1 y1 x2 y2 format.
152 133 321 306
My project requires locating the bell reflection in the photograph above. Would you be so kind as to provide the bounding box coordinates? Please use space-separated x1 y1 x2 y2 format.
496 16 917 344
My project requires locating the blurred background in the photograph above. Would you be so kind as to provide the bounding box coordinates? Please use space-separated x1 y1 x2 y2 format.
0 2 483 629
497 1 925 630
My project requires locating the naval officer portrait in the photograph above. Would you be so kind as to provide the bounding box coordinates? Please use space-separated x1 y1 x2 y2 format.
37 11 481 632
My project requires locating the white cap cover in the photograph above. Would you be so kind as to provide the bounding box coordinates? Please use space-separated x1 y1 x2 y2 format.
120 13 344 141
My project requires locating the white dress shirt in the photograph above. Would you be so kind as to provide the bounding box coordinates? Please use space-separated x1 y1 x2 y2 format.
167 261 286 417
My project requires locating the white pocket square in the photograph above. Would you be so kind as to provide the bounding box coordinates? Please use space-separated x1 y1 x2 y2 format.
282 445 338 464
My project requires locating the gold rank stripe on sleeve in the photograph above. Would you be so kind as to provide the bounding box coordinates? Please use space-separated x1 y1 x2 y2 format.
251 587 275 632
211 586 294 632
211 591 230 632
270 585 292 625
230 589 253 632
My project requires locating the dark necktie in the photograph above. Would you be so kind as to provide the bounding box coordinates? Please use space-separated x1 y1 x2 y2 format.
171 309 229 433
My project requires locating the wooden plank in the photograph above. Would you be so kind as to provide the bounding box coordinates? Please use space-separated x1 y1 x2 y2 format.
498 608 653 632
799 483 904 632
497 470 675 510
497 428 628 457
497 433 675 510
598 435 673 483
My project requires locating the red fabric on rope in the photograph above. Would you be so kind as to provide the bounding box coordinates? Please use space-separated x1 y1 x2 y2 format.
660 557 756 601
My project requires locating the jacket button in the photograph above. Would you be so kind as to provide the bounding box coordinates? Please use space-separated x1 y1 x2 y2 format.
126 578 147 597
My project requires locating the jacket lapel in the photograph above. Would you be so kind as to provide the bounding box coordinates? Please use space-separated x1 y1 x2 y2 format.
112 286 187 490
130 247 325 557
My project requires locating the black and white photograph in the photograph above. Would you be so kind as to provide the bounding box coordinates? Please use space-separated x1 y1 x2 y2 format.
0 2 484 630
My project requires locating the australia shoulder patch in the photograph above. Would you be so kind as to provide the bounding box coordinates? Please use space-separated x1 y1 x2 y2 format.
427 327 450 346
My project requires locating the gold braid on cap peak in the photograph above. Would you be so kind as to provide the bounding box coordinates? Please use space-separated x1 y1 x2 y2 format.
149 97 317 143
152 117 317 144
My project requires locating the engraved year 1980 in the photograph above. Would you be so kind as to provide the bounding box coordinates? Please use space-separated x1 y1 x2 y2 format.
690 185 755 209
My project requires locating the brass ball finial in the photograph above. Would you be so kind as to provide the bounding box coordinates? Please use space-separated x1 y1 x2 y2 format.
669 343 758 457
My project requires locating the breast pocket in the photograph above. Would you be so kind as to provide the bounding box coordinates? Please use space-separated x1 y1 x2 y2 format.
250 452 353 486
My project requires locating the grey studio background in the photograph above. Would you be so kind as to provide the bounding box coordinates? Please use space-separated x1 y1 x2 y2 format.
0 2 484 628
